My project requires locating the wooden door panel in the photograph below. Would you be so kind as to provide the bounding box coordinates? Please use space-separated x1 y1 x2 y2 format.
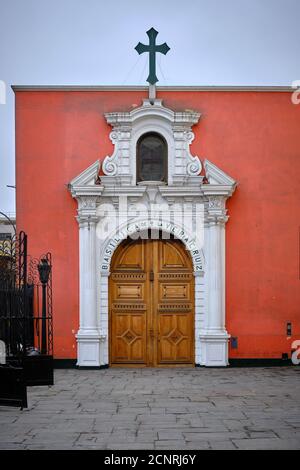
111 312 146 363
155 239 194 365
115 283 144 300
110 238 194 366
159 283 191 301
158 313 192 363
110 240 148 365
158 241 189 271
114 240 145 271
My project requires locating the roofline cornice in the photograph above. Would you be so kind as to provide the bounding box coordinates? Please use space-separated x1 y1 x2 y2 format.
11 85 294 93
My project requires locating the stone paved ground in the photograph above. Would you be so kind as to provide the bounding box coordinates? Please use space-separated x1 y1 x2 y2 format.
1 367 300 450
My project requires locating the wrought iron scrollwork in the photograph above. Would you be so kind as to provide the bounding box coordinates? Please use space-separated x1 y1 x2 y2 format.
0 232 53 406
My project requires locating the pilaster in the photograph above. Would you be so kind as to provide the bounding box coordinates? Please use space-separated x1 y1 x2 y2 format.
199 195 230 366
75 196 101 367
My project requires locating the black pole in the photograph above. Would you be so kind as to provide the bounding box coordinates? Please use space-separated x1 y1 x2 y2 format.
38 257 51 355
41 283 47 354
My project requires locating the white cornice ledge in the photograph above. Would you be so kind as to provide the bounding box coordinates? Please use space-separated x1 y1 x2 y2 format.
159 186 203 198
102 186 146 198
70 186 104 198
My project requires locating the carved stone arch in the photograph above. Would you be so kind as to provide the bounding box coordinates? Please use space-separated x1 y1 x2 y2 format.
98 218 205 275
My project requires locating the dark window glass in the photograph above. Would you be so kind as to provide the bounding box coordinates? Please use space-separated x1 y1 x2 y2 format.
137 133 167 183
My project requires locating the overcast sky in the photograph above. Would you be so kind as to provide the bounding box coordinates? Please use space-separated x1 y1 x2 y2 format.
1 0 300 213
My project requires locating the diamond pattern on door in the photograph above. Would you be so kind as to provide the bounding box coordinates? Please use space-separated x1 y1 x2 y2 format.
168 328 183 345
122 329 137 344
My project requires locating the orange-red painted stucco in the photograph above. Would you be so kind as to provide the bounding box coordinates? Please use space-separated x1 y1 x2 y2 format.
15 89 300 359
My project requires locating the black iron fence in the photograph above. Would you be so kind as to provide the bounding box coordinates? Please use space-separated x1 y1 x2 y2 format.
0 231 53 408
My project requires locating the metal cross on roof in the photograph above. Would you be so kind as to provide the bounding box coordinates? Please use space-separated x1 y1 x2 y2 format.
135 28 170 86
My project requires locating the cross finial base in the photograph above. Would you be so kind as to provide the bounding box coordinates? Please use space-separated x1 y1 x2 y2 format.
149 84 156 103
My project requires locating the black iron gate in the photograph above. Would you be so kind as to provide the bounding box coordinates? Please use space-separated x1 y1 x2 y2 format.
0 231 53 408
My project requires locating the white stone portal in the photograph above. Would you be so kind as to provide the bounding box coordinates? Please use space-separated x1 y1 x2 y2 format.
69 98 237 367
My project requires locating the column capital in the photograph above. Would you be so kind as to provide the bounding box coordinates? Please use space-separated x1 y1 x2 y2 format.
78 195 99 209
207 195 226 209
76 214 98 229
206 196 228 226
207 214 229 226
207 195 226 216
76 195 99 227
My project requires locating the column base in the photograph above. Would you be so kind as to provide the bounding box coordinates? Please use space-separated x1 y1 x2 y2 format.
76 330 106 367
199 331 230 367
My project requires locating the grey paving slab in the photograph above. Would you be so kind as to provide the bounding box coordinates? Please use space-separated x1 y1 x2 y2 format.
0 367 300 449
209 440 237 450
232 437 300 450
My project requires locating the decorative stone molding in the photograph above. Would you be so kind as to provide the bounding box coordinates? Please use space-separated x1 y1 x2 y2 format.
184 130 202 178
204 159 236 186
102 98 202 187
202 159 237 197
68 97 237 368
99 330 107 341
69 160 102 198
207 196 225 209
206 195 228 226
79 197 98 210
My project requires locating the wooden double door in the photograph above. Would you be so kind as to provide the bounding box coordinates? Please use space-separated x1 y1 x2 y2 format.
110 237 194 367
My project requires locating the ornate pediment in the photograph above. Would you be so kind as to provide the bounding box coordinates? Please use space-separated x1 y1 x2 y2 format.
101 98 203 187
202 160 237 197
68 102 237 204
204 159 236 186
69 160 102 198
69 157 237 201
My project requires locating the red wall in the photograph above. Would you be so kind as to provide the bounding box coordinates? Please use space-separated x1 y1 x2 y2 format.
15 89 300 359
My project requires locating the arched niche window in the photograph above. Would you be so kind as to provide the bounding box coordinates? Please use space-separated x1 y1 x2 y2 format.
136 133 167 183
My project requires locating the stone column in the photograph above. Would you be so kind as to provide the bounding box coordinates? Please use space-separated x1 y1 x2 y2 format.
207 216 225 332
200 196 230 366
76 196 101 367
